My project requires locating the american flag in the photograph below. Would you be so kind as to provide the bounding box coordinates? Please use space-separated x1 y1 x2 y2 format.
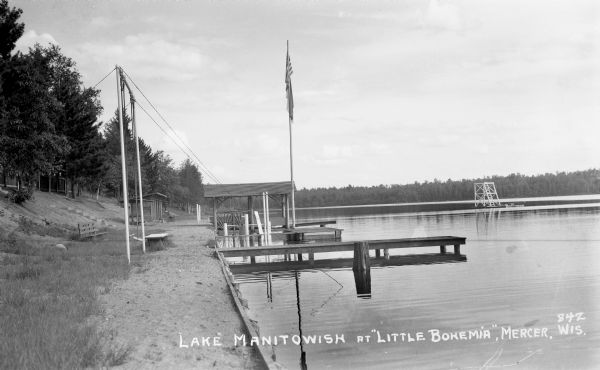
285 45 294 121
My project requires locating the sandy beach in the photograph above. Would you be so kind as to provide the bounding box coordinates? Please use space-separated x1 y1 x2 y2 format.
99 221 261 369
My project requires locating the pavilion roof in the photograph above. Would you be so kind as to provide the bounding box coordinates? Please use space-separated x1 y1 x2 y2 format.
204 181 295 198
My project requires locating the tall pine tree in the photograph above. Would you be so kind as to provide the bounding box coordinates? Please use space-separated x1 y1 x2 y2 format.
0 45 67 189
45 45 105 197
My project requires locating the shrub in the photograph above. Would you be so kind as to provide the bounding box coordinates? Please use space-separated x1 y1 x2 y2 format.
8 188 33 205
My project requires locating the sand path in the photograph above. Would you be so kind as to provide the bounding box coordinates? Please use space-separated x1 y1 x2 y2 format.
100 221 261 369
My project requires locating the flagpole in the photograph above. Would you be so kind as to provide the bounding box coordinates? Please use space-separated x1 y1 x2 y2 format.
289 109 296 228
287 40 296 228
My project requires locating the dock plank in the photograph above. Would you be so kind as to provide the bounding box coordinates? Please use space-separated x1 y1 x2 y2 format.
281 226 342 234
292 220 337 227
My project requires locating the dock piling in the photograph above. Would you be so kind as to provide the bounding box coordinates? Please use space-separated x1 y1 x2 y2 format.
243 214 250 247
353 242 370 272
353 242 371 297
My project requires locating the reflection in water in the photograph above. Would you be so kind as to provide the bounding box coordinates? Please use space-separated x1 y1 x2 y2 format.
352 242 372 299
231 206 600 369
230 254 467 275
294 271 308 370
352 266 371 299
475 209 501 237
232 254 468 367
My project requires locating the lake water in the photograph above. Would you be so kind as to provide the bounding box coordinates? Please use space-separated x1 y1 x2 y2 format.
229 203 600 369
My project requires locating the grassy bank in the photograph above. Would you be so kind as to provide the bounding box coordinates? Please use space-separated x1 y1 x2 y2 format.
0 229 138 369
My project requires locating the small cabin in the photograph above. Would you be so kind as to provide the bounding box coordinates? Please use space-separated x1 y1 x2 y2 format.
128 192 168 222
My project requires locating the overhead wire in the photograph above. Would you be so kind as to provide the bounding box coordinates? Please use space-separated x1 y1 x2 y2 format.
134 101 222 184
122 69 222 184
120 69 222 184
93 67 116 89
93 66 222 184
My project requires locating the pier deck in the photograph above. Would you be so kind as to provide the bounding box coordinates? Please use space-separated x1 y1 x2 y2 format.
218 235 466 260
282 226 343 241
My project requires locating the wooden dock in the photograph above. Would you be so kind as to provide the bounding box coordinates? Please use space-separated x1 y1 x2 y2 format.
283 226 343 241
218 235 466 263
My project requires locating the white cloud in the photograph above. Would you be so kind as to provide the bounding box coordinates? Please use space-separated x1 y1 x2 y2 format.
420 0 463 31
322 144 355 160
90 17 111 28
15 30 58 52
77 33 210 82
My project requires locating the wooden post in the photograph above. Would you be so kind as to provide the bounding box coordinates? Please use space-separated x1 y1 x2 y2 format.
267 193 271 243
213 198 218 233
384 249 389 260
440 245 446 254
454 244 461 255
248 196 254 231
285 194 290 228
309 251 314 265
116 66 131 264
265 192 271 245
254 211 264 246
353 242 370 272
353 242 371 298
243 214 250 247
375 249 380 258
131 99 146 253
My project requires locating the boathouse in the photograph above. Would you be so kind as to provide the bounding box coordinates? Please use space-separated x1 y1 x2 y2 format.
204 181 295 231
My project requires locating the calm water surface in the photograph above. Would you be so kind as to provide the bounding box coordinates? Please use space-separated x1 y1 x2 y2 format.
230 205 600 369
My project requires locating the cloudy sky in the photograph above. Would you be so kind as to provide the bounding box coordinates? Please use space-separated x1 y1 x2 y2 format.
13 0 600 188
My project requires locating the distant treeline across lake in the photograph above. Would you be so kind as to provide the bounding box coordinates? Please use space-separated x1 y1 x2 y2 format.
295 169 600 208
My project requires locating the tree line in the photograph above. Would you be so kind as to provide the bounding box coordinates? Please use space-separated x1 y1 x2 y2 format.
0 0 203 206
295 169 600 207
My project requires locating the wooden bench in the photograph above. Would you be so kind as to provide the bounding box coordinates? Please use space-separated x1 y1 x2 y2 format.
77 223 106 240
146 233 169 248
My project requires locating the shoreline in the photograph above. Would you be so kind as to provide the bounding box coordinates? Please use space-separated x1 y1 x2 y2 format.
296 194 600 211
99 221 262 369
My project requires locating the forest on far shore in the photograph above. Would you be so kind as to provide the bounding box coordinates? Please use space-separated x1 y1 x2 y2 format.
294 169 600 207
